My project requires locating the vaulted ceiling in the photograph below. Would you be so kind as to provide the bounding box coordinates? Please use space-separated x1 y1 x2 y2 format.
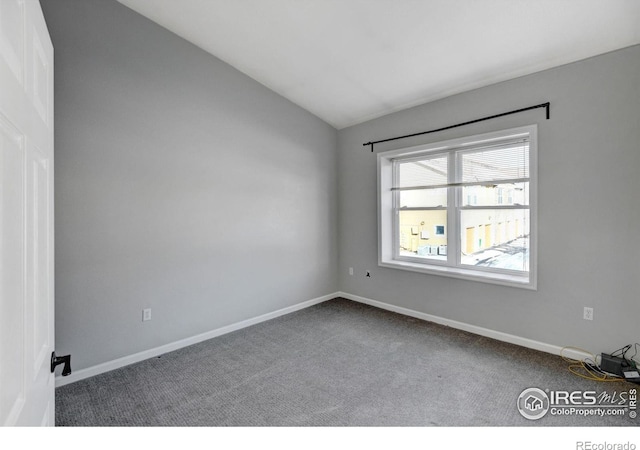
117 0 640 129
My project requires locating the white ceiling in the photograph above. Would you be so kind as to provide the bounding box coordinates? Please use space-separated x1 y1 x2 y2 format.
117 0 640 129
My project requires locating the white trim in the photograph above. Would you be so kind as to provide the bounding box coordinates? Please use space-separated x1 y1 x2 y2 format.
337 291 591 362
55 292 339 387
57 290 591 387
378 259 533 289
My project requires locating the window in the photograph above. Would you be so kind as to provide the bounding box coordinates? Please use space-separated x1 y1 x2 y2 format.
378 125 537 289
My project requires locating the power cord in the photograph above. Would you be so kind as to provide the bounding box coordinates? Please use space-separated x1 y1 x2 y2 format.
629 343 640 368
607 343 640 371
560 346 624 382
616 343 640 370
610 344 632 359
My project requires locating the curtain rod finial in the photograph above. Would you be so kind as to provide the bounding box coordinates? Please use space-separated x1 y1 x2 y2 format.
363 142 374 152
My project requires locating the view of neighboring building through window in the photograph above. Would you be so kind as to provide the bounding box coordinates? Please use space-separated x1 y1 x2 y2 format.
378 125 536 288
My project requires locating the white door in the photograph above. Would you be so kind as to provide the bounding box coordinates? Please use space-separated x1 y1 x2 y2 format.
1 0 55 426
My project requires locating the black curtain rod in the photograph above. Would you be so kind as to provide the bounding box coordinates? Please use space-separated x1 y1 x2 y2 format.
363 102 550 152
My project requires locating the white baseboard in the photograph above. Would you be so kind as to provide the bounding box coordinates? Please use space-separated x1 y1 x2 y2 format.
55 292 339 387
57 290 589 387
337 291 591 362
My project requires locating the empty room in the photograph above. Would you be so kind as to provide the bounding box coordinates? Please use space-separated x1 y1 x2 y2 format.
2 0 640 443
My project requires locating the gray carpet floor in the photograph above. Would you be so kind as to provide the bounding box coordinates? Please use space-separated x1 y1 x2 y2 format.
55 298 638 426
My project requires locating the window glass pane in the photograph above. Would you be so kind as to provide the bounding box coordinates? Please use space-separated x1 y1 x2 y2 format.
462 182 529 206
399 188 447 208
460 209 530 272
396 155 448 189
398 210 447 260
460 142 529 183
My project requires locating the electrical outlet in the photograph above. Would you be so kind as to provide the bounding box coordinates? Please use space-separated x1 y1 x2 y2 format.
583 307 593 321
142 308 152 322
349 267 354 276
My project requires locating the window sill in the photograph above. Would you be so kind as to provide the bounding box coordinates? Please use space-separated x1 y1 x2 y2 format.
379 259 536 290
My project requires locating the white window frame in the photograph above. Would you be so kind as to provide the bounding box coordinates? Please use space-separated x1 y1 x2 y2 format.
377 125 537 290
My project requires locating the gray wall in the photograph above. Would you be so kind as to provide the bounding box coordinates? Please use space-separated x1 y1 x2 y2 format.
338 45 640 354
41 0 338 371
42 0 640 373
